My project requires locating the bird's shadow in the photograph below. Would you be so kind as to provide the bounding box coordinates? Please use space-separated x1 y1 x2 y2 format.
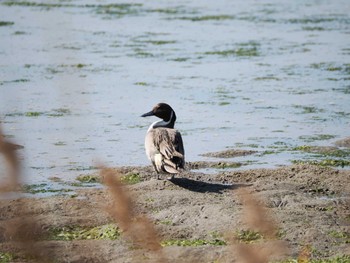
169 177 251 194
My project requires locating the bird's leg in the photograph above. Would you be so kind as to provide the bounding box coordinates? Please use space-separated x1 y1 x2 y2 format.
151 163 161 180
167 174 174 181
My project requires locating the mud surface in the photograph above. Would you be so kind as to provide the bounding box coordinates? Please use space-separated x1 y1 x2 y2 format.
335 137 350 148
0 164 349 262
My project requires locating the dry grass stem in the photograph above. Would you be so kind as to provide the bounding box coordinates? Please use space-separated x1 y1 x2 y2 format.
237 188 278 238
1 125 52 262
0 127 21 192
101 167 166 262
229 187 289 263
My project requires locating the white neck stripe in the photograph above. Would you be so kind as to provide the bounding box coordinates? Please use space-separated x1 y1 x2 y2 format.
147 111 174 132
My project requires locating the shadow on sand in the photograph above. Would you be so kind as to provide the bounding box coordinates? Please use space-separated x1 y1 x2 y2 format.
169 177 251 194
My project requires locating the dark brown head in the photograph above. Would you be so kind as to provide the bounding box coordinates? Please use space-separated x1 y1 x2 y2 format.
141 103 177 128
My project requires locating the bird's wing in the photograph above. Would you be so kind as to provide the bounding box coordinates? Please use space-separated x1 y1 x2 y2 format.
153 128 182 158
175 130 185 162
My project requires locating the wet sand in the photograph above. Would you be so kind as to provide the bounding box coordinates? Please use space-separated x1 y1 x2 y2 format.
0 163 349 262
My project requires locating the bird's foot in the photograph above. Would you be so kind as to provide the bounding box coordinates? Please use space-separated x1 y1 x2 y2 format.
166 174 174 181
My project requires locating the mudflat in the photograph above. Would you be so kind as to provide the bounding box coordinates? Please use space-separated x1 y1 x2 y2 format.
0 163 349 262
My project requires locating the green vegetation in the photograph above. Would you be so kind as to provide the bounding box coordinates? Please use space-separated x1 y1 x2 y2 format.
0 252 14 263
292 159 350 167
254 76 281 81
3 1 68 7
288 17 336 24
76 174 100 183
25 111 43 117
134 82 149 86
147 8 183 14
275 255 350 263
121 173 141 184
293 146 350 158
310 63 350 75
299 134 336 142
212 162 242 169
218 101 230 106
53 141 66 146
0 21 14 26
158 220 173 226
50 224 120 241
48 108 71 117
5 108 71 118
171 57 189 62
144 40 176 45
177 15 235 21
132 49 154 58
68 166 97 171
302 26 326 31
293 105 324 114
161 238 226 247
2 1 142 18
95 3 142 17
22 184 72 194
204 47 259 57
2 1 141 9
236 229 263 243
329 230 350 243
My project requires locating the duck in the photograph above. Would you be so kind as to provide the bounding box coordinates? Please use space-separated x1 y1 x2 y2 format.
141 103 185 179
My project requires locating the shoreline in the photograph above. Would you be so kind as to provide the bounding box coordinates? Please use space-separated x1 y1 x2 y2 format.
0 164 349 262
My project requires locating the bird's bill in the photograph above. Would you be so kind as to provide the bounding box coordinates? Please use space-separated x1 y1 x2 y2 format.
141 110 154 117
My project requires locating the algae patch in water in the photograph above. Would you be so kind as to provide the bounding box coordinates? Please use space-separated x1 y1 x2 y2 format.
293 146 350 158
293 105 324 114
292 159 350 168
204 41 260 57
76 174 101 183
69 166 98 171
298 134 336 143
5 108 71 118
0 21 14 26
254 75 281 81
201 149 257 158
143 40 176 45
176 15 235 22
134 82 149 86
287 17 338 24
204 47 259 57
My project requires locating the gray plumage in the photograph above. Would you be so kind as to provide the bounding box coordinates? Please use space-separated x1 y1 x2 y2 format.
141 103 185 178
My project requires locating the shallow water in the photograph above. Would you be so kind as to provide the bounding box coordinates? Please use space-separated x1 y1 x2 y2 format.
1 0 349 185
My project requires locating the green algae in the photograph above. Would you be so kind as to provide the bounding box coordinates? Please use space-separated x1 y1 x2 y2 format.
22 184 72 194
275 255 350 263
236 229 263 243
291 159 350 167
161 238 226 247
177 15 235 21
204 47 259 57
121 173 141 184
76 174 101 183
50 224 120 241
0 21 14 26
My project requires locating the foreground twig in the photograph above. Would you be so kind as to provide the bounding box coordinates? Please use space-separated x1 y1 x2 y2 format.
101 167 167 262
229 188 289 263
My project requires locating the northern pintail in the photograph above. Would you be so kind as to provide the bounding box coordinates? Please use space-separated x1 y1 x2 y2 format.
141 103 185 179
